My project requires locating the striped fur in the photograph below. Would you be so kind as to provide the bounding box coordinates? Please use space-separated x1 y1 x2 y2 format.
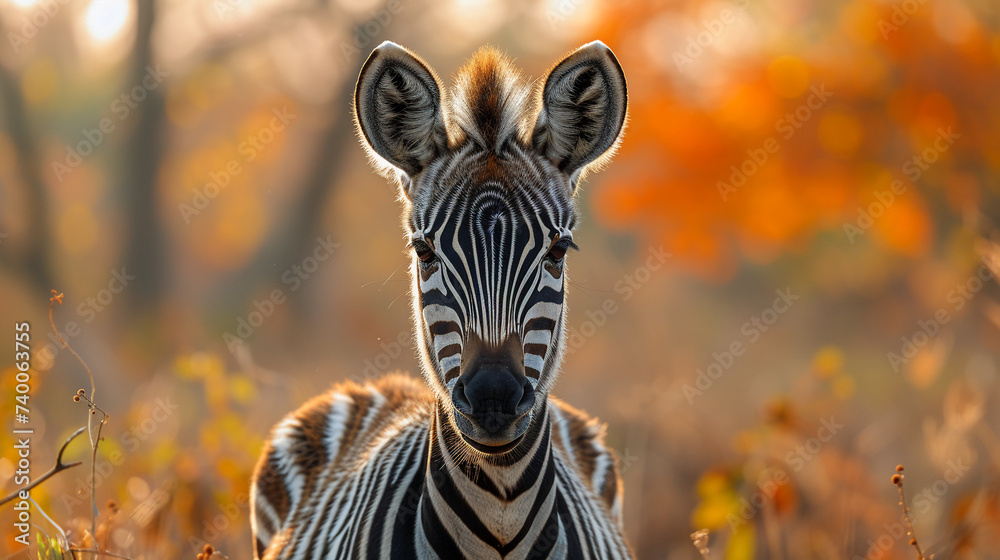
253 42 631 559
252 376 628 559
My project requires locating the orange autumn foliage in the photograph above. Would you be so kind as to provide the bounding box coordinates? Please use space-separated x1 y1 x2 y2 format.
582 0 1000 281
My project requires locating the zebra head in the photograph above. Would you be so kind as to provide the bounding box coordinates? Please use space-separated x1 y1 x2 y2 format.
355 41 627 453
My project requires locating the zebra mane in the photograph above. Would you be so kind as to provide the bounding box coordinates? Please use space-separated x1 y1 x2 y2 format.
449 47 532 152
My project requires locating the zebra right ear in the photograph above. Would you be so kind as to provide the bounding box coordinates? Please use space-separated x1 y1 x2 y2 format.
531 41 628 188
354 41 450 194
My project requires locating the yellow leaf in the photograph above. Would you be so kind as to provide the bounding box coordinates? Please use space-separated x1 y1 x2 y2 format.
832 374 856 399
692 493 740 530
725 524 756 560
812 346 843 379
697 471 731 497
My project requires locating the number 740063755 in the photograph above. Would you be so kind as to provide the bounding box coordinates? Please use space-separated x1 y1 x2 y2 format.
14 322 30 417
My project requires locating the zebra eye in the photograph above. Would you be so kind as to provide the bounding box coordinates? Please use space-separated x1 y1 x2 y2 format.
545 238 576 264
412 240 436 265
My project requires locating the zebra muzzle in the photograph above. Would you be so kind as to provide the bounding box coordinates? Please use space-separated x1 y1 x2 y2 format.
451 337 536 451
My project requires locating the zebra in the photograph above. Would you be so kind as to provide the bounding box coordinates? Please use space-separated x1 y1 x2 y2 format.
251 40 632 559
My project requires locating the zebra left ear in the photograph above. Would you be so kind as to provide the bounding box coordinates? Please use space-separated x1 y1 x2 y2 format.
531 41 628 189
354 41 450 196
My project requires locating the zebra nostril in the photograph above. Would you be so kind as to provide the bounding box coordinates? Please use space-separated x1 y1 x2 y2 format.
452 381 472 413
515 379 535 416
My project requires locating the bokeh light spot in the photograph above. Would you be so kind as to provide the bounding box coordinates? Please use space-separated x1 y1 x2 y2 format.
766 55 810 98
57 204 99 255
84 0 130 43
818 110 864 156
21 57 58 107
914 91 957 137
126 476 151 501
872 194 932 256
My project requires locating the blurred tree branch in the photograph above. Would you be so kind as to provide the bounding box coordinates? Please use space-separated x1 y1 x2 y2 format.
0 47 56 296
219 92 354 312
120 0 167 318
125 0 333 321
1 1 400 324
217 10 392 312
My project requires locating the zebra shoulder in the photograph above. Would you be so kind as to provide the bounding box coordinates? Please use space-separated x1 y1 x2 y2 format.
548 397 625 527
251 373 433 557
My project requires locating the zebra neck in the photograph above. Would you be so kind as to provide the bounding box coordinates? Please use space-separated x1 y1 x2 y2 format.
421 399 556 550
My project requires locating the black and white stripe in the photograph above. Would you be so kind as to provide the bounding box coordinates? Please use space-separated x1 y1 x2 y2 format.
411 144 575 391
251 378 630 559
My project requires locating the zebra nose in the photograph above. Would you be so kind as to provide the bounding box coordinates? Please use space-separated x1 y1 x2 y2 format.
453 367 534 431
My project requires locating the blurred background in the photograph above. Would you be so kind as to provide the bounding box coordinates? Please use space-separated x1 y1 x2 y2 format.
2 0 1000 557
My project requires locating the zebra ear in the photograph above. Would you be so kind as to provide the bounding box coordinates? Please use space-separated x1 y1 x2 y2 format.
531 41 628 187
354 41 450 192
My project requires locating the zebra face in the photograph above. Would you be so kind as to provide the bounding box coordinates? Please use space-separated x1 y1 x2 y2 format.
403 153 577 450
355 41 627 453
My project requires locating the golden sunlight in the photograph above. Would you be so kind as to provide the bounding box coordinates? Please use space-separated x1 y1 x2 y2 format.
83 0 130 43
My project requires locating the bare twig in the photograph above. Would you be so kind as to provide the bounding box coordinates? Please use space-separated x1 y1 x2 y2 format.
74 392 109 551
49 291 96 400
50 291 112 555
67 549 134 559
30 495 70 550
892 466 928 560
0 427 85 506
